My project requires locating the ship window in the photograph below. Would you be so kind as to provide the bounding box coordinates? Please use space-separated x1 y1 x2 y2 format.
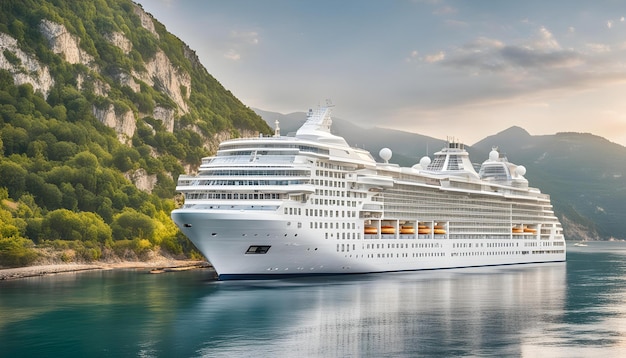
447 155 463 170
245 245 271 254
479 164 509 181
428 155 446 170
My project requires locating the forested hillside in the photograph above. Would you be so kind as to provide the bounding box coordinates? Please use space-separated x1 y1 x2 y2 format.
0 0 272 267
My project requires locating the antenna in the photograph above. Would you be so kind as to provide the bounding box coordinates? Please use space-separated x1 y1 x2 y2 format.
274 120 280 137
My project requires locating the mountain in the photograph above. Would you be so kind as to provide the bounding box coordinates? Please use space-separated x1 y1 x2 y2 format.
0 0 271 267
255 109 625 241
472 129 626 241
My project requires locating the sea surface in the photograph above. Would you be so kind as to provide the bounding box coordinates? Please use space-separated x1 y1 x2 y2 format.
1 242 625 358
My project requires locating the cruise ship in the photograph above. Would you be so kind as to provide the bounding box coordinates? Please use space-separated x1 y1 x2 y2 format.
171 105 566 280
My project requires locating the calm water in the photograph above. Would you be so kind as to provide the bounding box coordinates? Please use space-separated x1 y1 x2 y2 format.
1 242 625 358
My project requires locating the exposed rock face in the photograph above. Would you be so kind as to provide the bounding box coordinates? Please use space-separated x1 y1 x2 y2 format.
153 106 176 133
36 16 190 142
134 49 190 114
114 71 140 93
104 31 132 54
561 215 601 242
133 4 159 38
0 32 54 97
93 78 111 97
76 73 110 97
92 104 136 144
183 44 202 70
124 168 157 193
34 16 192 146
39 19 95 68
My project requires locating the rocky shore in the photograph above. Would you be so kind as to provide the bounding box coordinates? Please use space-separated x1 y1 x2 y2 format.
0 260 212 281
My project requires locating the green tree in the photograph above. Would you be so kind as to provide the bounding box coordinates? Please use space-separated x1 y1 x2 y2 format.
0 237 39 268
1 124 29 155
0 160 27 198
111 208 155 240
41 209 111 242
111 146 139 172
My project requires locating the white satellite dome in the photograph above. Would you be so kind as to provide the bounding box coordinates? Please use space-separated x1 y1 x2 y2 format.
379 148 392 163
489 150 499 161
515 165 526 176
419 156 431 169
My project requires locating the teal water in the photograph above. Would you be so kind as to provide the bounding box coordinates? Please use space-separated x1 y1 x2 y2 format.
1 242 625 357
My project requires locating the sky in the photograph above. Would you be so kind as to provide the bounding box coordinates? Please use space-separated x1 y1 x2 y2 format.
135 0 626 146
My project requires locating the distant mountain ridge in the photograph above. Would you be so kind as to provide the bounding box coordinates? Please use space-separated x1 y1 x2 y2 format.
255 108 626 241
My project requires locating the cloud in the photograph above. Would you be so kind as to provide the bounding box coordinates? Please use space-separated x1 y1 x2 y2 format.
499 46 582 69
586 43 611 53
439 27 583 73
402 23 626 120
424 51 445 63
533 26 560 50
607 20 613 29
222 30 259 61
224 49 241 61
405 50 419 63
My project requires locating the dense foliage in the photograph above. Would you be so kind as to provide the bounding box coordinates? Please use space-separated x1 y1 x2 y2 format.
0 0 271 267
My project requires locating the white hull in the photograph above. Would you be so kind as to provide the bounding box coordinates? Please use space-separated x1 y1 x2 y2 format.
173 209 565 280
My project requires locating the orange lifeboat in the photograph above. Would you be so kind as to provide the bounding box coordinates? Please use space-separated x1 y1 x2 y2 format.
381 226 395 234
512 227 523 234
524 227 537 233
433 224 446 234
364 227 378 235
400 226 415 234
418 227 431 234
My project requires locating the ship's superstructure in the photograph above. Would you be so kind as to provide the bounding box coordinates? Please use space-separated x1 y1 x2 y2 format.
172 105 566 280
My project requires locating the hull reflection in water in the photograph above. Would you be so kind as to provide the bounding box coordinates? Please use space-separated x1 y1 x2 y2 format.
176 263 566 357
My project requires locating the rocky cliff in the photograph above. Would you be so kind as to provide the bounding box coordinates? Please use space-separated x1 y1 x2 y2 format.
0 32 54 97
0 0 271 192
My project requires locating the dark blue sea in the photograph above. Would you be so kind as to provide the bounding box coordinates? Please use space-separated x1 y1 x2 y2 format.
1 242 625 357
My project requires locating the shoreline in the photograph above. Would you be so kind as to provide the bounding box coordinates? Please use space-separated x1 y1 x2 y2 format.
0 260 213 281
